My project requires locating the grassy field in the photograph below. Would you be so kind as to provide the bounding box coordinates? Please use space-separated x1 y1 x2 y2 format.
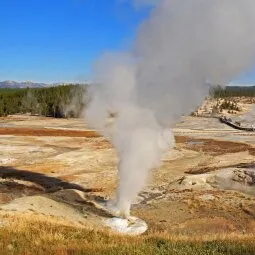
0 214 254 255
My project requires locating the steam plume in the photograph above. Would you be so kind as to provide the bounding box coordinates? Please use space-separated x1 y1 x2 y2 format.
85 0 255 217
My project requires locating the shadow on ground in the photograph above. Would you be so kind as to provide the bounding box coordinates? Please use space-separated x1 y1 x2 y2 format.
0 166 114 219
0 166 97 192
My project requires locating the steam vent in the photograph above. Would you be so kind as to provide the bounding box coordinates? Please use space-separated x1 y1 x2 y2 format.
1 0 255 253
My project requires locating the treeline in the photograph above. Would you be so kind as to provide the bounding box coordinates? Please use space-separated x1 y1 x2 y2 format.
1 84 255 118
0 85 87 117
210 85 255 98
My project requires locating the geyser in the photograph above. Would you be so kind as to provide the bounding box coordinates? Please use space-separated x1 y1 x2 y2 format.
85 0 255 220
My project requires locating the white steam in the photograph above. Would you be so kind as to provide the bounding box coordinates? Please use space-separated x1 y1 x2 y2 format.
85 0 255 217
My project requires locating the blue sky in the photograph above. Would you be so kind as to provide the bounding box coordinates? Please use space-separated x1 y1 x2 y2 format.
0 0 255 84
231 67 255 85
0 0 149 83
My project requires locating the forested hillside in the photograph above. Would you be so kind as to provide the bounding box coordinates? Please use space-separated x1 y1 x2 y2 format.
1 84 254 118
0 85 87 117
211 85 255 98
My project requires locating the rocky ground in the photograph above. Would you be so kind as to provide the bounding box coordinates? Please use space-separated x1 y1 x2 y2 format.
0 112 255 236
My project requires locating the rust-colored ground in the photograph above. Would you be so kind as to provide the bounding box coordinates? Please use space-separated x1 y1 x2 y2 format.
0 127 100 137
176 136 255 155
1 127 254 155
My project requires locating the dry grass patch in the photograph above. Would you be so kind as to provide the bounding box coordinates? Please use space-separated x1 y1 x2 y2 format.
0 213 254 255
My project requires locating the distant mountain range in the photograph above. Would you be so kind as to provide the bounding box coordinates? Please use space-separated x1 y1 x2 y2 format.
0 80 84 89
1 80 253 89
0 80 50 88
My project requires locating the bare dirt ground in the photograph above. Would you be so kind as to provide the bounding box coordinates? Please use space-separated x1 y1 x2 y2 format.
0 113 255 237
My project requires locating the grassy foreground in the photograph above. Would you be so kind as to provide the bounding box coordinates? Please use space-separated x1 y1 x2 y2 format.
0 214 254 255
